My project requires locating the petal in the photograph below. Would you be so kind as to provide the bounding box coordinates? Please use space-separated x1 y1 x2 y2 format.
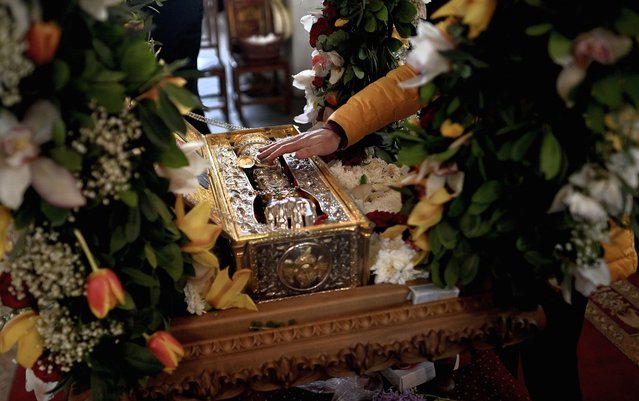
104 269 126 304
0 109 19 136
0 309 37 352
16 327 43 369
23 101 58 144
191 251 220 270
30 158 86 208
0 165 30 209
86 275 112 319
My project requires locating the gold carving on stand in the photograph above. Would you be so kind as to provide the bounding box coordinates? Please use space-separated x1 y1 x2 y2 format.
278 243 332 291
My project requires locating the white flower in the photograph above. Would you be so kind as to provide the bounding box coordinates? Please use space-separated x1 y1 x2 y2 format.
156 141 210 195
400 158 464 198
25 368 57 401
300 13 320 33
184 281 209 315
78 0 121 21
607 149 639 189
562 258 611 303
0 0 29 36
311 50 345 85
563 190 607 224
292 69 321 124
0 101 85 209
184 263 217 315
371 235 427 284
399 21 454 89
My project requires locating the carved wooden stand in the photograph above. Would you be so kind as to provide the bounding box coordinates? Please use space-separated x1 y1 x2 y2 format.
137 284 545 400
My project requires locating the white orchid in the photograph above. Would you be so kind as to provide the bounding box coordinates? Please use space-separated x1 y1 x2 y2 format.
0 0 30 36
156 141 210 195
400 21 454 89
0 101 85 209
562 259 611 303
311 50 345 84
300 13 320 33
607 148 639 189
292 69 321 124
78 0 121 21
371 235 427 284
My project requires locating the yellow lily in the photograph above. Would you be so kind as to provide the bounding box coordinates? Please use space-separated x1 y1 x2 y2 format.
440 119 465 138
175 196 221 269
334 18 349 28
432 0 497 39
137 76 193 114
381 224 409 239
407 187 453 239
0 205 11 259
0 309 43 368
205 268 258 311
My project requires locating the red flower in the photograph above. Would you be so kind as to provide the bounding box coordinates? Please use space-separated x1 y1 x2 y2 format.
312 76 324 88
25 21 61 65
323 0 338 21
366 211 408 232
0 273 32 309
146 331 184 373
325 91 339 107
310 18 333 48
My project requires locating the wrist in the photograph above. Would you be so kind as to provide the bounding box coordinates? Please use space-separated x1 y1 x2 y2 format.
322 120 348 150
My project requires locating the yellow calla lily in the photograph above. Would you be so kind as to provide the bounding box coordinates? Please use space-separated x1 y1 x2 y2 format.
205 268 258 311
0 205 11 259
440 119 465 138
0 309 43 368
335 18 349 27
381 224 409 239
431 0 497 39
175 196 221 270
407 187 453 239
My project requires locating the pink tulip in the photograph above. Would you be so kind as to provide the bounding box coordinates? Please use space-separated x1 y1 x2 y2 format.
146 331 184 373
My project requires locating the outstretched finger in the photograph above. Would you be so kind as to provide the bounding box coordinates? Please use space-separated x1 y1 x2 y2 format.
258 137 308 161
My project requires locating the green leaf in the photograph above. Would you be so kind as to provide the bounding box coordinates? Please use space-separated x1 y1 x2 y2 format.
40 201 70 226
138 101 172 150
118 292 136 310
444 258 459 287
376 6 388 22
158 89 187 133
157 243 184 281
49 147 83 172
394 22 413 38
510 131 538 162
52 60 70 91
432 221 459 250
92 39 114 67
395 0 417 23
144 189 173 223
352 65 365 79
163 84 201 112
467 201 490 215
430 261 443 287
122 267 158 287
433 144 460 162
419 82 437 104
121 41 157 83
397 143 427 166
592 75 624 109
110 226 127 253
497 141 513 161
125 206 141 242
584 104 606 134
448 196 466 218
123 342 164 374
460 254 479 285
369 0 384 12
539 130 562 180
386 37 403 53
51 119 66 145
158 139 189 168
428 229 444 256
615 8 639 36
144 243 158 268
94 70 127 83
548 31 571 62
624 74 639 106
90 372 109 401
364 15 377 32
119 190 138 207
525 23 552 36
446 97 461 115
89 82 126 113
471 181 502 204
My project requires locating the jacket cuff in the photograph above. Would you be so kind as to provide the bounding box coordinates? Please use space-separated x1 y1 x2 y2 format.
322 120 348 150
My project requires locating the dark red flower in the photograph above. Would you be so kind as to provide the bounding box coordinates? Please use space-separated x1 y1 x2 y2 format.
312 76 324 88
419 108 436 129
0 272 32 309
323 1 338 21
32 356 63 382
366 211 407 232
310 18 333 48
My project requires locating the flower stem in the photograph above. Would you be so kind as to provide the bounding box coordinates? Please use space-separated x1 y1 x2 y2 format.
73 229 99 272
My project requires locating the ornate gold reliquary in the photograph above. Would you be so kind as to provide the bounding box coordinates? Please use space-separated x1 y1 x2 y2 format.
183 125 372 302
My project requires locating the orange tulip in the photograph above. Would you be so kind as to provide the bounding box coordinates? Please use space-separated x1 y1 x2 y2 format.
75 230 126 319
86 267 126 319
0 205 11 259
145 331 184 373
25 21 61 65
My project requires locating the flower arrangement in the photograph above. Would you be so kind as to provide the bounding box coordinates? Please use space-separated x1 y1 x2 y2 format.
0 1 255 400
392 0 639 305
294 0 424 157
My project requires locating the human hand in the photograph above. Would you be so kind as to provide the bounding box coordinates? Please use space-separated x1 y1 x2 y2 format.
256 127 342 162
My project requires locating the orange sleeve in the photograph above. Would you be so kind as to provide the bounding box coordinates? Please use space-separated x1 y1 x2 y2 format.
603 225 638 282
327 64 424 147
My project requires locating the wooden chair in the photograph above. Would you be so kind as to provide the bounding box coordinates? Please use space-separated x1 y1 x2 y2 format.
223 0 291 125
198 0 229 122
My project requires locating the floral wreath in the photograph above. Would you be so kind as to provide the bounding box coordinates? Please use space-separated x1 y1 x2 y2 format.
391 0 639 305
0 1 255 400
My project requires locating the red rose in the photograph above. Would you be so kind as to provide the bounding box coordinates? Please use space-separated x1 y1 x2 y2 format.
419 108 436 129
323 1 338 21
366 211 408 232
0 272 32 309
312 76 324 88
310 18 333 48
